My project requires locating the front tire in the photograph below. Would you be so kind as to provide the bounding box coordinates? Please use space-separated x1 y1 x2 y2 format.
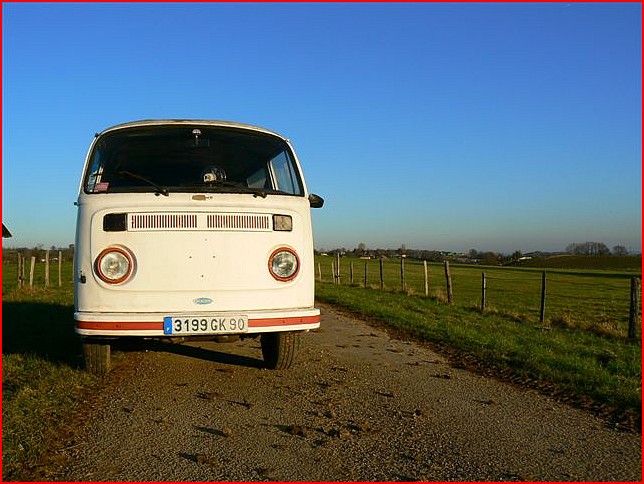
82 338 111 375
261 332 300 370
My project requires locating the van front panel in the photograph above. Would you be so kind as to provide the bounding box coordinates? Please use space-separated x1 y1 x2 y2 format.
74 120 319 336
75 194 314 314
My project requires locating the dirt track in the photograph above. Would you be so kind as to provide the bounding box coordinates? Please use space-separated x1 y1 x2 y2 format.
53 303 640 481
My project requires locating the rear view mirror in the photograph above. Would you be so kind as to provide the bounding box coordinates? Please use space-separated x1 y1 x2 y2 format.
308 194 324 208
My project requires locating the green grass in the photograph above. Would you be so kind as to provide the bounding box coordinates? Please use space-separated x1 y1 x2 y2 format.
317 256 641 339
2 261 99 480
315 282 642 427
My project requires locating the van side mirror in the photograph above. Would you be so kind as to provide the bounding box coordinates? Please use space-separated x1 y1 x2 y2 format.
308 194 324 208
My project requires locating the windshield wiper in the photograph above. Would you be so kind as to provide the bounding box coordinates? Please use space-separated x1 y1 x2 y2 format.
202 181 268 198
116 170 169 196
250 188 268 198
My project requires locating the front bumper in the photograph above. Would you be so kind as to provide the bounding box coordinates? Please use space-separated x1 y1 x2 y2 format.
74 307 320 336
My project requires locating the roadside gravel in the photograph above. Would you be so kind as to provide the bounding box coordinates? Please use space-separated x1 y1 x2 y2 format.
52 303 640 481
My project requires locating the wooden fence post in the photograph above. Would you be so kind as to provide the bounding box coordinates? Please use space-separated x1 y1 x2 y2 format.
363 261 368 288
58 250 63 287
318 262 322 282
45 250 50 287
539 270 547 324
350 261 354 285
629 276 641 340
481 272 487 311
379 258 384 290
400 257 406 292
423 260 429 297
17 253 22 288
336 253 341 285
444 261 453 304
29 256 36 288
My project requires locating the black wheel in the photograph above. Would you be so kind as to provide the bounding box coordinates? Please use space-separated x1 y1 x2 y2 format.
261 332 300 370
82 338 111 375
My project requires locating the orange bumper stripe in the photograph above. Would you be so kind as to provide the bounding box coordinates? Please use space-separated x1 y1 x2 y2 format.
75 315 320 332
76 321 162 331
248 315 320 328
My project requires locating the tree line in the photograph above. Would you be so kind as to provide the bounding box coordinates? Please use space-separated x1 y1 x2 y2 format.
566 242 629 256
317 245 511 264
2 245 75 263
317 240 634 265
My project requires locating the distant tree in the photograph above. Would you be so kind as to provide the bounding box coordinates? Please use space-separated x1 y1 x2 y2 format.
566 242 610 256
481 251 501 265
511 250 523 262
612 245 629 256
352 242 367 258
594 242 610 256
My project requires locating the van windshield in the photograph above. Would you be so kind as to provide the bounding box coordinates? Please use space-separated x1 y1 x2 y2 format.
84 125 304 197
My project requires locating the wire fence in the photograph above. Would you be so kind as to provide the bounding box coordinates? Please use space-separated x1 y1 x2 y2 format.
6 252 640 341
3 251 75 291
317 256 642 341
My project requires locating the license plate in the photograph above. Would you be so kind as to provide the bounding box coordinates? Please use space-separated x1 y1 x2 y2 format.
163 315 249 335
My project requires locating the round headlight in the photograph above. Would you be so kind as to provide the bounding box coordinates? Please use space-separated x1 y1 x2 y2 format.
268 247 300 282
95 247 134 284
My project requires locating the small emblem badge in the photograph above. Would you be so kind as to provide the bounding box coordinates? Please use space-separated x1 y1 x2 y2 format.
193 297 213 305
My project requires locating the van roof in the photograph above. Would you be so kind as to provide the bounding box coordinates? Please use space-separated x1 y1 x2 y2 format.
97 119 287 141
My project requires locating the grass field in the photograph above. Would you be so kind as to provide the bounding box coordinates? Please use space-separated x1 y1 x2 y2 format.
316 256 641 340
2 260 99 480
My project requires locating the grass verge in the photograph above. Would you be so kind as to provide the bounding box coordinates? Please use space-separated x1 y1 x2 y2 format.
2 286 98 480
317 256 640 339
316 282 642 430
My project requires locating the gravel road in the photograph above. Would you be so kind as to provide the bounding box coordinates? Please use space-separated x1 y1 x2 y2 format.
55 303 640 481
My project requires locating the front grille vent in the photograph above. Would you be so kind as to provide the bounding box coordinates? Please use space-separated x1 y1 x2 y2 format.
131 214 198 230
207 214 270 230
127 212 272 232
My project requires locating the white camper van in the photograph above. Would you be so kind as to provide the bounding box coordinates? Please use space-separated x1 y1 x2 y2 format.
74 120 323 374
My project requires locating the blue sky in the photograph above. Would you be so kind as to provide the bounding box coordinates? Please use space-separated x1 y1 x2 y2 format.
2 2 641 254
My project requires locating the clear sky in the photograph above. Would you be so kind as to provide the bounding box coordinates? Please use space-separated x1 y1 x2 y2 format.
2 2 641 254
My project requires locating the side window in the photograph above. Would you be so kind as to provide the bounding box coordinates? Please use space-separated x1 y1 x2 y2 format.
84 149 106 193
269 151 303 195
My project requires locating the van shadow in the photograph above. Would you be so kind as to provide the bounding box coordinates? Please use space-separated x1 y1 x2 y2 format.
2 300 264 370
119 339 266 369
2 301 83 367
